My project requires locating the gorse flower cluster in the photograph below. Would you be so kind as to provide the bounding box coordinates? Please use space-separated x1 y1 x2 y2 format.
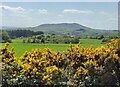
1 39 120 86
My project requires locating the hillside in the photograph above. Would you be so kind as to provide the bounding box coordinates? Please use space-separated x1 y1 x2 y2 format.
1 23 118 37
29 23 92 33
28 23 118 37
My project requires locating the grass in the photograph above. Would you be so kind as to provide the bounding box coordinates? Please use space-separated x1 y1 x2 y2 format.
7 43 69 58
1 38 106 58
80 39 107 48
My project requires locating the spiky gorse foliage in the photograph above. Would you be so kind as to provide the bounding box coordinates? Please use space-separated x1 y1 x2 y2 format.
1 39 120 86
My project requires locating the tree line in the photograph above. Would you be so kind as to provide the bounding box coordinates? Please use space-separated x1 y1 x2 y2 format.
0 30 44 43
23 33 80 44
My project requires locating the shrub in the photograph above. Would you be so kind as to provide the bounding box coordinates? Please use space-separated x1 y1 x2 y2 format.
1 39 120 86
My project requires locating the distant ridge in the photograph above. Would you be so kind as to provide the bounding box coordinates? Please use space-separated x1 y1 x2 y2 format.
1 26 20 30
33 23 92 32
1 23 118 37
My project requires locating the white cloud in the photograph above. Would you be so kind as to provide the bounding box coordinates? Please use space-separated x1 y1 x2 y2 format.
63 9 94 14
101 12 107 15
58 14 63 17
0 5 25 13
38 9 48 15
99 11 109 15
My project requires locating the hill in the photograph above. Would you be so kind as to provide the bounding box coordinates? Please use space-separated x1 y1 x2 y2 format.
28 23 118 37
1 23 118 37
30 23 92 32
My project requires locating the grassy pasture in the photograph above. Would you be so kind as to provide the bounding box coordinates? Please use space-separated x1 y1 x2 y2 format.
1 38 106 58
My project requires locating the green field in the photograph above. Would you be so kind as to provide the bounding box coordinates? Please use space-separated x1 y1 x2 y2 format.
1 38 106 58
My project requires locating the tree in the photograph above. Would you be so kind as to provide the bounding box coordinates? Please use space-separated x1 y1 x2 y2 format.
98 35 104 40
23 39 26 43
71 38 79 44
6 30 44 39
37 35 42 39
2 31 11 43
32 38 36 43
27 39 31 43
41 38 45 43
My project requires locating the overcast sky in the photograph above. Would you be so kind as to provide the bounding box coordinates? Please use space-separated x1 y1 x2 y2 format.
0 2 118 30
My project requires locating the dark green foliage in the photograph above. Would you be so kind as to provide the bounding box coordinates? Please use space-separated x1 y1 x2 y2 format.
1 31 11 43
6 30 44 39
23 39 26 43
41 38 45 43
98 35 104 40
25 34 80 44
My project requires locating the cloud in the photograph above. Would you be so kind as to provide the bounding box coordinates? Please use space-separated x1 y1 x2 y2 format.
0 5 25 13
38 9 48 15
101 12 107 15
58 14 63 17
99 11 109 15
63 9 94 14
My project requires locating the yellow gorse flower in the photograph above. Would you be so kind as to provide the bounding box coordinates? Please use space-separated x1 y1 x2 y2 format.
1 38 120 85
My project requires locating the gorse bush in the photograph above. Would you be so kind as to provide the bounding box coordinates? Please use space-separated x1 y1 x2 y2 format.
1 39 120 86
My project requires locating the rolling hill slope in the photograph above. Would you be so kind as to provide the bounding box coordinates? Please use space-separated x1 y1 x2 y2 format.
2 23 118 37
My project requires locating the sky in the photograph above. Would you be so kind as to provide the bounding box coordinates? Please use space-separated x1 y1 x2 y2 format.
0 2 118 30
